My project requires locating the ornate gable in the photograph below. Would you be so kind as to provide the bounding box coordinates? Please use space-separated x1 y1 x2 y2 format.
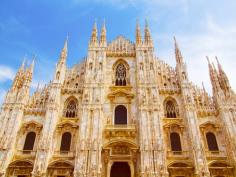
106 36 135 57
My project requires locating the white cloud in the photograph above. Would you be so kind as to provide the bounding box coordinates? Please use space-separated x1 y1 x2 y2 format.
153 16 236 93
0 65 15 82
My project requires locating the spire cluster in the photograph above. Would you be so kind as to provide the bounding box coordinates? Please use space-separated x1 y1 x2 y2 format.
89 20 107 47
135 19 153 47
207 56 231 96
12 56 35 90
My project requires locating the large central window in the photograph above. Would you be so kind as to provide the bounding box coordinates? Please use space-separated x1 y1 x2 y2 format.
115 63 127 86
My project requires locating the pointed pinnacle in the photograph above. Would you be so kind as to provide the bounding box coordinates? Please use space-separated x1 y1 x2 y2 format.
20 55 27 70
206 56 210 64
102 19 106 33
215 56 221 66
202 82 206 92
145 18 149 28
63 36 68 50
27 57 35 74
93 19 97 32
174 36 177 46
136 19 140 28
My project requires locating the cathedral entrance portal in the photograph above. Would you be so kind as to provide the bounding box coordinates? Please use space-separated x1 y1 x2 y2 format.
110 162 131 177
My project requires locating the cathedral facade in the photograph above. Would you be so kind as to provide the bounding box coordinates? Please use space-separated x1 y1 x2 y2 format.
0 21 236 177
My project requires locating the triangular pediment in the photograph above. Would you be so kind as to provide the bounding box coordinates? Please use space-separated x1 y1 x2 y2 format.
108 86 134 102
107 36 135 57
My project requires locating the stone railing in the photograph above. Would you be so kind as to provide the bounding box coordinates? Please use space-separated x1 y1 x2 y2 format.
104 124 136 140
15 150 37 159
205 150 227 160
159 86 181 94
197 106 217 117
167 150 190 159
53 151 75 158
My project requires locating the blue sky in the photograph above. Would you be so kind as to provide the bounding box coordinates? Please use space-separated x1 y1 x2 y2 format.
0 0 236 103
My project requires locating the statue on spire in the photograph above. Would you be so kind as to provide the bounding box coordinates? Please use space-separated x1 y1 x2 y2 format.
59 36 68 64
215 56 231 96
174 37 183 65
99 19 107 47
136 19 142 45
144 19 153 46
90 20 98 46
207 56 221 95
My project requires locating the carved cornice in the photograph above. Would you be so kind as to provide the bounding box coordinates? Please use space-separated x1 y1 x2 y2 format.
104 124 137 141
108 86 134 103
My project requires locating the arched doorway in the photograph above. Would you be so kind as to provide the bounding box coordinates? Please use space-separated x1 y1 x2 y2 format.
110 162 131 177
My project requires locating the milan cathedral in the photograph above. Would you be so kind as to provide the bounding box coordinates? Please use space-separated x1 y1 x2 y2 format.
0 20 236 177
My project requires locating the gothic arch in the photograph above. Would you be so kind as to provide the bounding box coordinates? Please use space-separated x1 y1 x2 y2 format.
7 160 33 177
112 59 130 86
103 139 138 150
63 96 78 118
168 161 192 168
163 97 179 118
200 122 222 152
8 160 34 167
47 160 74 177
48 160 74 167
168 162 194 177
208 161 234 176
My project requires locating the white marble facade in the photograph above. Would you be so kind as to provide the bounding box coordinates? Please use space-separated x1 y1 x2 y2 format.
0 21 236 177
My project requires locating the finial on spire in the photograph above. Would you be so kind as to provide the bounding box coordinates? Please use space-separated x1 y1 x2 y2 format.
145 18 149 28
20 55 27 71
99 19 107 46
202 82 206 92
214 56 231 95
136 19 142 45
206 56 210 63
90 19 98 46
144 18 153 46
29 56 35 73
174 37 183 64
59 36 68 63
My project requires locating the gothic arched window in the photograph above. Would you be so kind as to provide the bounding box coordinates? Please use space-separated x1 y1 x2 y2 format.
60 132 72 151
23 132 36 151
114 105 127 125
115 63 127 86
170 132 182 151
206 132 219 151
165 100 178 118
64 99 78 118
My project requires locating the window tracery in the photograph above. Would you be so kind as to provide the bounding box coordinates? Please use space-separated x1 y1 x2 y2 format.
115 63 127 86
164 99 179 118
64 98 78 118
